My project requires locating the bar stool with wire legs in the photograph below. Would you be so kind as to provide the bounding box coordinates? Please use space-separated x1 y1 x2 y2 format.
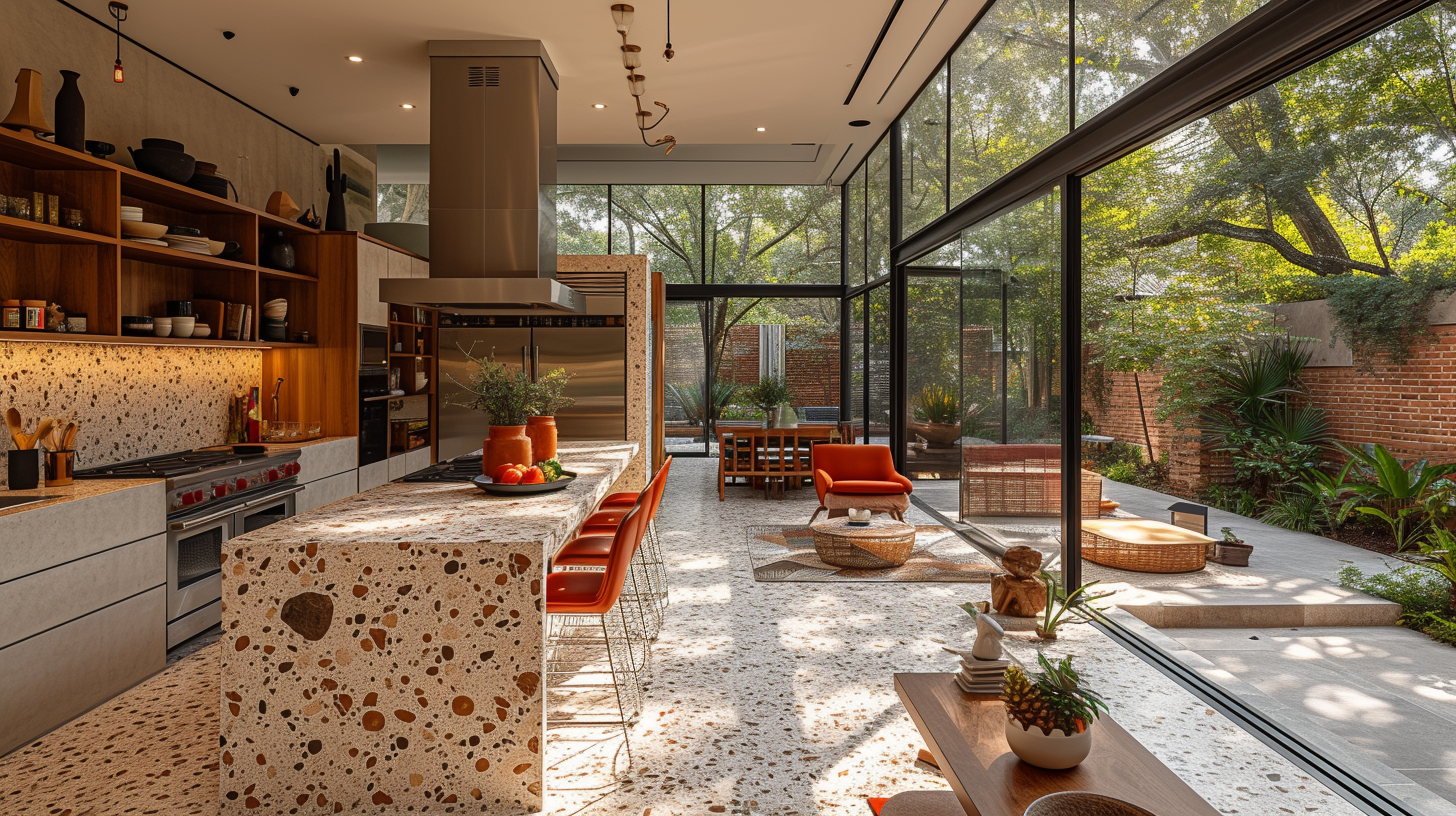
596 454 669 609
557 459 672 652
545 505 650 770
576 457 672 619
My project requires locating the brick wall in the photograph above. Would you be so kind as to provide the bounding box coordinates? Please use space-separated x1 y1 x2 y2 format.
663 323 840 408
1085 322 1456 491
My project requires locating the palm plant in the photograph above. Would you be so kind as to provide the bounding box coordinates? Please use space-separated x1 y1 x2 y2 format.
1337 442 1456 551
1036 571 1112 639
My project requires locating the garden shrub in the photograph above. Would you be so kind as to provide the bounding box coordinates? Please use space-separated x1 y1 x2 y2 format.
1337 564 1450 619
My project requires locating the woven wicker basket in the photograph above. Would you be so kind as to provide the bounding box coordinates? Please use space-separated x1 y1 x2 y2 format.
1081 520 1208 573
811 518 916 569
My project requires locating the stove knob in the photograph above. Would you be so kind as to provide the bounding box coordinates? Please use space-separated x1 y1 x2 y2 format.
289 462 301 477
181 492 195 507
236 477 248 492
193 488 206 503
268 468 280 482
213 484 228 499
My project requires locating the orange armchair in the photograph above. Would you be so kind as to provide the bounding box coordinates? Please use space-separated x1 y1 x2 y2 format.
809 444 913 524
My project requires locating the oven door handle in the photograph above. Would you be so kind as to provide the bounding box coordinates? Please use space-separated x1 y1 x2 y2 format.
168 484 304 531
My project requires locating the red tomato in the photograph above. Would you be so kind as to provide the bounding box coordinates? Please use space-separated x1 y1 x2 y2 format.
498 467 525 485
521 466 545 485
491 463 516 482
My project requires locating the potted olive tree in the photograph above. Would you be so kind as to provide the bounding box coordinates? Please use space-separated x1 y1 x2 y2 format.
525 367 574 464
449 347 534 474
747 376 795 428
1002 652 1108 769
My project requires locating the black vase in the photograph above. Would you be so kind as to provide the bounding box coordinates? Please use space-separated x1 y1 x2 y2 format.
54 70 84 152
324 148 348 231
261 229 296 271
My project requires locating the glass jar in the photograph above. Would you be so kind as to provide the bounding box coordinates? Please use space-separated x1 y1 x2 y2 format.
1 300 20 329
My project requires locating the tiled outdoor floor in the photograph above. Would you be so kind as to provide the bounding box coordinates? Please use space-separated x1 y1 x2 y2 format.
0 458 1367 815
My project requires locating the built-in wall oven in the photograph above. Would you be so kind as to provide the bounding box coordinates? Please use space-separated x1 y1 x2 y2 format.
166 483 300 647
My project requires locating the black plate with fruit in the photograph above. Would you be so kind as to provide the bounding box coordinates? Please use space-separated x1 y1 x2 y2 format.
471 471 576 496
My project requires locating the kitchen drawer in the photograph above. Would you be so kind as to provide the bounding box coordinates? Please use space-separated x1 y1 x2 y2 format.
295 470 358 515
0 533 165 649
0 586 165 756
357 459 389 492
0 482 165 583
404 445 434 475
294 438 357 483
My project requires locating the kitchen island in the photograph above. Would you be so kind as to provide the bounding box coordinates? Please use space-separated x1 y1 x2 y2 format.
219 441 637 814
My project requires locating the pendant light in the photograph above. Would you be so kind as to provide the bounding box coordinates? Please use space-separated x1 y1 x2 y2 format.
608 3 676 154
662 0 674 61
108 2 129 83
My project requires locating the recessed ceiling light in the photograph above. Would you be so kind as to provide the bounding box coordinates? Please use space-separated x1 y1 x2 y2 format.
756 127 766 132
593 103 607 109
400 103 415 109
347 55 364 62
849 119 871 127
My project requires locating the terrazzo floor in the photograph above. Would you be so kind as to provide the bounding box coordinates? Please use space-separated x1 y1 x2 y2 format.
0 459 1368 815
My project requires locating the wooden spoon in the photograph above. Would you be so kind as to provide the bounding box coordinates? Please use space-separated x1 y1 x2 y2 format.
5 407 22 448
62 422 78 450
29 418 55 451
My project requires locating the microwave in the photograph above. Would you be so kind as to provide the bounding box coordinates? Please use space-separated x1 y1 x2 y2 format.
360 324 388 369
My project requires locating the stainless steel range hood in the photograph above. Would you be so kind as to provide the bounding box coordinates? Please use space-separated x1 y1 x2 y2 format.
380 40 584 314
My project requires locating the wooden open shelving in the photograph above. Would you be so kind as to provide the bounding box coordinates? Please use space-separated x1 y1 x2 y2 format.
0 126 320 345
387 305 437 458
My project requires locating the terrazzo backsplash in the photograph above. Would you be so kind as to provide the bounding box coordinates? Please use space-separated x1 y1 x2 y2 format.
0 343 261 487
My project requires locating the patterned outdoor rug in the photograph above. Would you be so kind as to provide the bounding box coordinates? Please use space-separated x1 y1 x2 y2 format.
747 524 1000 583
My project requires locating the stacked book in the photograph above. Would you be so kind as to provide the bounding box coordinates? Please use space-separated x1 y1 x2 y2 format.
955 656 1010 695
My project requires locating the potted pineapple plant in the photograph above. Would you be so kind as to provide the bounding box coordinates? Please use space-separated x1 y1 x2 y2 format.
1002 652 1108 769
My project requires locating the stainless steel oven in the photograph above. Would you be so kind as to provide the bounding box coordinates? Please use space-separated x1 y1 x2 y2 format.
165 482 302 648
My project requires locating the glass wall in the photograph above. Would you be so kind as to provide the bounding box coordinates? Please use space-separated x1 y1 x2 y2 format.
845 165 867 288
706 186 841 284
1074 0 1269 124
949 0 1070 207
663 301 712 455
611 185 704 283
867 283 892 445
1077 6 1456 810
867 137 892 282
556 185 609 254
901 65 949 235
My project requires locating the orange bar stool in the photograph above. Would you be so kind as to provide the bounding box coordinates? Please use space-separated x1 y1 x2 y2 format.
545 505 650 766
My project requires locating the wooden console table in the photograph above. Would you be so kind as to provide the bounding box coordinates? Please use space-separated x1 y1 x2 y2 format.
894 673 1218 816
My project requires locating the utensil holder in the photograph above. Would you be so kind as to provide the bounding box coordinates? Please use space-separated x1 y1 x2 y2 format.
45 449 75 487
8 449 40 490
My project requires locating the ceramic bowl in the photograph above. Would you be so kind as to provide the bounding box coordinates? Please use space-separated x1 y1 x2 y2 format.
207 239 226 256
121 316 153 336
1023 793 1156 816
120 221 168 239
141 138 185 152
152 321 173 338
166 225 202 237
171 316 196 338
128 147 195 184
192 323 211 338
193 161 218 176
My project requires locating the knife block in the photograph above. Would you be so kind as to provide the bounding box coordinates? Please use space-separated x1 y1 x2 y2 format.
8 448 40 490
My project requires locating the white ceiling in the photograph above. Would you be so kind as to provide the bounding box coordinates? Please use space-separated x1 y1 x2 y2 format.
69 0 988 184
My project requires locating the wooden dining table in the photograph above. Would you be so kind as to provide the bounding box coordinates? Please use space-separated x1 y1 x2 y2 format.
894 673 1219 816
716 423 852 499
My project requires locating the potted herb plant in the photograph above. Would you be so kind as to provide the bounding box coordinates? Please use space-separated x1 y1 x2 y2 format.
747 376 795 428
1212 526 1253 567
525 367 574 464
1002 652 1108 769
449 346 534 474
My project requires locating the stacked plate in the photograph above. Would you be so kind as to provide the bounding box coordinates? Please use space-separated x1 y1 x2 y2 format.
164 234 212 254
260 298 288 342
120 206 143 222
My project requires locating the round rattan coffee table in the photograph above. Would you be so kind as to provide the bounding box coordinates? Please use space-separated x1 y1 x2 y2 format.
811 516 917 569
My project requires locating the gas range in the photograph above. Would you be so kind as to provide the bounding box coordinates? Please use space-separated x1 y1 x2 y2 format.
76 447 302 517
400 453 483 483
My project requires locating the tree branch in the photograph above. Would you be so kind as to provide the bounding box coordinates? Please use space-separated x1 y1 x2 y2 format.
1132 220 1391 276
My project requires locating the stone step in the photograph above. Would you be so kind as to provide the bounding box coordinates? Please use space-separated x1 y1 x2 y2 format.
1110 584 1401 628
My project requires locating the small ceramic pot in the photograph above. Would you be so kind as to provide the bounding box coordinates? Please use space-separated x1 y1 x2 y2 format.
483 425 532 476
8 449 40 490
1005 716 1092 770
525 416 558 464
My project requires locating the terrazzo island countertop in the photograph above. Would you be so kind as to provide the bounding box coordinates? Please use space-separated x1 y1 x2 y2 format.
219 441 636 814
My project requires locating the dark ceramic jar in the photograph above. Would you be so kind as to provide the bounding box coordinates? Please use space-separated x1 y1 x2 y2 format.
261 229 296 271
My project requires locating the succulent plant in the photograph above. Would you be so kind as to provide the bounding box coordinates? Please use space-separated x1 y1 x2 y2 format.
1003 653 1108 737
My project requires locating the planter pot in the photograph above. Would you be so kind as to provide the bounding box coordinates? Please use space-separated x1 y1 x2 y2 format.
1212 541 1253 567
909 420 961 447
525 416 558 464
8 448 40 490
1005 716 1093 770
1035 628 1058 641
767 405 798 429
483 425 532 476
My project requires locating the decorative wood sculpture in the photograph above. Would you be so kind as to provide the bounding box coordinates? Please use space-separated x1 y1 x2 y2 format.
1 69 53 137
991 545 1047 618
324 148 347 231
266 190 301 220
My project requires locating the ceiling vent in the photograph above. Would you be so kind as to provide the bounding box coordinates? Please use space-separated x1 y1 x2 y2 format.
467 66 501 87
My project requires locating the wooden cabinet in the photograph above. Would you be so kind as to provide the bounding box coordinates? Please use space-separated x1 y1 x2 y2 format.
0 127 319 347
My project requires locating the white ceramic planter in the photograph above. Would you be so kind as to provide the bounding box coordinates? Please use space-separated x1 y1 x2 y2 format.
1005 715 1093 769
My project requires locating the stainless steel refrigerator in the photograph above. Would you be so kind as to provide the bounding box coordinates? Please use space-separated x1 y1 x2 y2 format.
438 326 628 461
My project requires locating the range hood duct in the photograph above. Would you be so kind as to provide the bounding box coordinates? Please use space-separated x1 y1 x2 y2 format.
380 40 584 314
